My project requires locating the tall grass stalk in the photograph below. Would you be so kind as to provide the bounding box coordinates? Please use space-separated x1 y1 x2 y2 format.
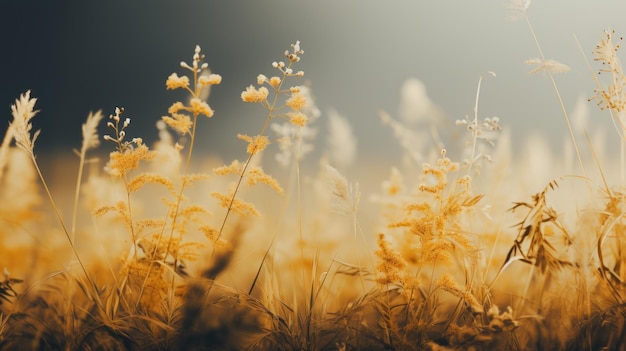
517 5 590 194
214 78 286 246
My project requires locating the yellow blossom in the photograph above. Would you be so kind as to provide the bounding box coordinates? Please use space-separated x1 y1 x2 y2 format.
237 134 270 154
286 90 307 111
127 173 174 193
375 233 406 285
211 192 259 217
269 76 281 87
257 74 268 85
241 85 269 103
213 160 243 176
287 111 307 127
168 101 185 114
190 98 213 118
106 142 156 178
162 113 192 135
247 166 284 193
198 73 222 86
166 73 189 90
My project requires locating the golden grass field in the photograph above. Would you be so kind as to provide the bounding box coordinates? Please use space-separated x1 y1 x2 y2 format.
2 2 626 350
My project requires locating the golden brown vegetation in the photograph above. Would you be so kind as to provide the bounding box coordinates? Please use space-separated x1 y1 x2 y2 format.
2 5 626 349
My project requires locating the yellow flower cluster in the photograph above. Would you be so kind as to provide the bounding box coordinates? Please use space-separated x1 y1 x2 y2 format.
375 152 481 293
213 160 243 176
375 233 406 285
241 85 270 103
166 73 189 90
237 134 270 155
247 166 284 194
285 88 307 111
106 141 156 178
211 191 259 217
286 112 307 127
240 42 308 128
162 45 221 134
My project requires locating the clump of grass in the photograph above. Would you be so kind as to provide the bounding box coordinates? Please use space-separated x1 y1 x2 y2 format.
365 150 518 350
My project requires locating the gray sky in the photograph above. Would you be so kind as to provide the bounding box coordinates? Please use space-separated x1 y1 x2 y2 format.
2 0 625 166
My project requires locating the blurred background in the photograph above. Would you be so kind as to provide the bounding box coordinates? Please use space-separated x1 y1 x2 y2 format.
2 0 626 167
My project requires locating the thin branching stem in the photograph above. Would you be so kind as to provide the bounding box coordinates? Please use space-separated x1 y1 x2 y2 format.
214 62 294 244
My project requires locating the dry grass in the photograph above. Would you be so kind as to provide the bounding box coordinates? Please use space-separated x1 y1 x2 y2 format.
3 5 626 349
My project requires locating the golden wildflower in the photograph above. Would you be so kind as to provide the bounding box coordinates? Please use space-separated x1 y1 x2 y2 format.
420 239 454 265
211 192 259 217
198 73 222 86
213 160 243 176
181 173 210 186
241 85 269 103
178 204 212 220
199 224 218 241
168 102 185 115
286 90 307 111
256 74 268 85
247 166 284 194
269 76 282 87
237 134 270 154
375 233 406 285
166 73 190 90
106 141 156 178
287 111 307 127
92 204 117 217
199 225 230 249
134 218 167 235
127 173 174 193
162 113 193 135
189 98 214 118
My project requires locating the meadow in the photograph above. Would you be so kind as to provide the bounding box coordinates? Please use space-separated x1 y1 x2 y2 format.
1 2 626 350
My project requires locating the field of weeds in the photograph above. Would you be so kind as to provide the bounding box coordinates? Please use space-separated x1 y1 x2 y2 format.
2 1 626 350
